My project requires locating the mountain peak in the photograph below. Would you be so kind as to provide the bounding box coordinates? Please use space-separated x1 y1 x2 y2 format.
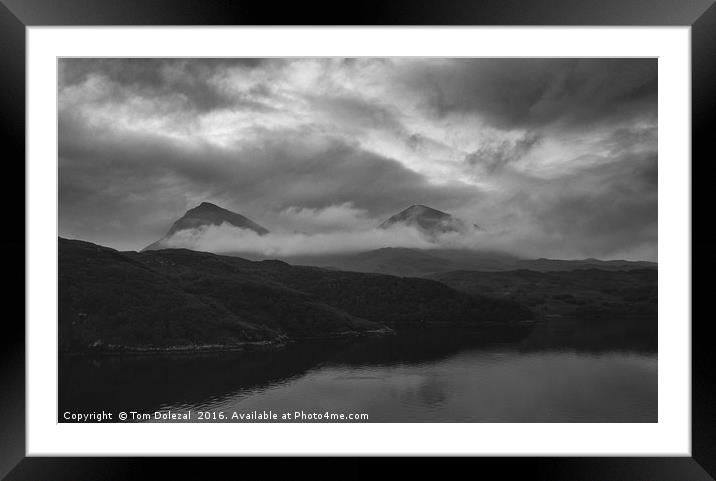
401 204 449 216
186 201 235 216
379 204 468 236
142 202 269 251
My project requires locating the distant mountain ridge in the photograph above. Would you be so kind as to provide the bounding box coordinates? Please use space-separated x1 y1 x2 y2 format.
143 202 268 252
272 248 657 278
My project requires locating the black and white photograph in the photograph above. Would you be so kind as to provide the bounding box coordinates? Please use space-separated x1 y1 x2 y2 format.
57 57 658 423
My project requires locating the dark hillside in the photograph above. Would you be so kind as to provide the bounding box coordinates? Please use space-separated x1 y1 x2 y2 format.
133 248 535 328
59 239 279 352
430 269 657 319
60 238 534 353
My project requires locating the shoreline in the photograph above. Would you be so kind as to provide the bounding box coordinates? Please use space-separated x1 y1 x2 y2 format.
59 327 397 357
58 322 545 357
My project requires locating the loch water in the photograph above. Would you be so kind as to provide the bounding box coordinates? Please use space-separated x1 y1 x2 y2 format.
59 317 657 423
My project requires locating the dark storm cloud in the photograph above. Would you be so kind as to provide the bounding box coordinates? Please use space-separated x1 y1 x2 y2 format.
58 110 483 248
546 155 657 241
477 150 658 260
403 58 657 131
58 58 657 259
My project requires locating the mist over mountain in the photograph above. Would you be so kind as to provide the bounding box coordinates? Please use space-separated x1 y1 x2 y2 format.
378 205 480 237
141 201 483 255
57 59 659 425
139 201 656 274
143 202 269 252
59 59 658 261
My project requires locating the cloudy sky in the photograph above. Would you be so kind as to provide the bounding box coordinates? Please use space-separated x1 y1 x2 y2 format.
58 58 657 260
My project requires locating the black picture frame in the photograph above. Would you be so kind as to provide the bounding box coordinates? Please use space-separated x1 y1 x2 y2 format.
1 0 713 479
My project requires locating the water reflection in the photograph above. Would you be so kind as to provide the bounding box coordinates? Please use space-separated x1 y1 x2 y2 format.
59 318 657 423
